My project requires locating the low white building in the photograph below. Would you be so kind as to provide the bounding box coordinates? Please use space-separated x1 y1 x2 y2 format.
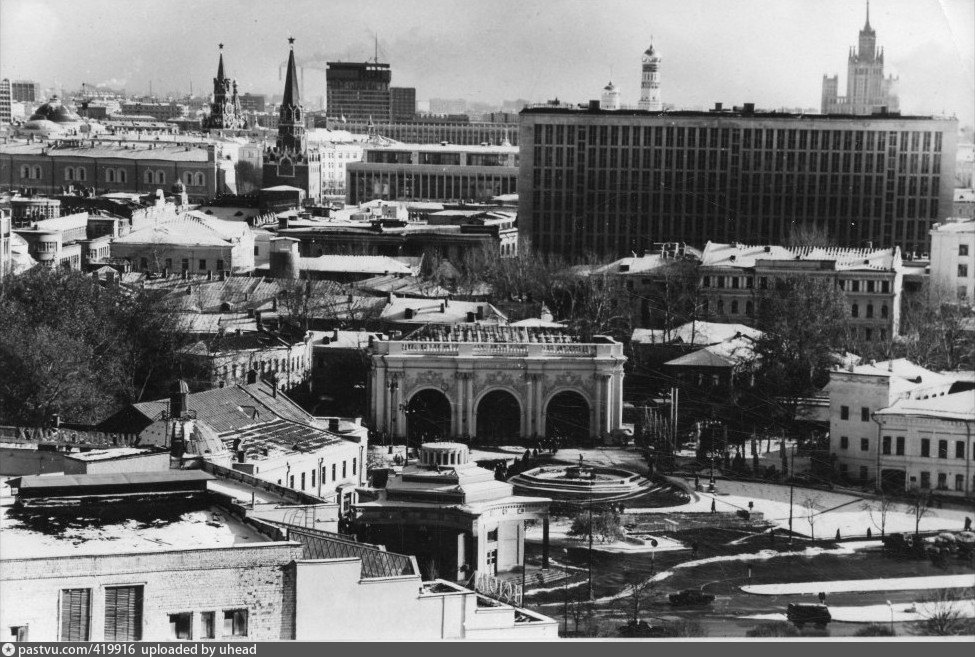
110 210 255 274
828 358 974 496
929 217 974 304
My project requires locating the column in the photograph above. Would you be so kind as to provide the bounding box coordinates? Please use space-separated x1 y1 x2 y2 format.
592 374 603 439
542 517 550 569
613 369 624 429
464 374 475 433
524 375 534 439
454 372 466 439
456 531 467 581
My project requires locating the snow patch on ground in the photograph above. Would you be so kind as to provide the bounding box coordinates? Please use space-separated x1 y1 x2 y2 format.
742 600 975 624
627 479 971 538
525 518 686 554
742 574 975 595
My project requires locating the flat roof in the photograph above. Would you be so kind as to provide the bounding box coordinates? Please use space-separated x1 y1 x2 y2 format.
520 106 954 122
0 501 270 558
16 470 214 491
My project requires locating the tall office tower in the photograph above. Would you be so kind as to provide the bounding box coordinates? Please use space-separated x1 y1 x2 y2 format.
10 80 39 103
390 87 416 122
326 61 392 122
822 2 899 115
202 44 246 130
0 79 11 125
638 39 662 111
519 104 956 257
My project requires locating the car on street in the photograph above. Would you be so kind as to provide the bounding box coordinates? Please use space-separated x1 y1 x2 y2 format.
668 589 716 606
786 603 831 628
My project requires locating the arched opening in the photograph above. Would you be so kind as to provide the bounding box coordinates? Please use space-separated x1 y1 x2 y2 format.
545 391 590 444
476 390 521 444
406 389 451 445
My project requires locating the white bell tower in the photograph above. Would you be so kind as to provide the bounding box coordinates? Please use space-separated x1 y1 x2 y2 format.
638 39 662 111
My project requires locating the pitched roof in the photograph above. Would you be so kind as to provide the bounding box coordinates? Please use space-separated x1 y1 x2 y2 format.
701 241 901 271
632 321 762 346
114 211 247 247
664 335 758 368
876 390 975 421
299 254 412 276
382 298 507 325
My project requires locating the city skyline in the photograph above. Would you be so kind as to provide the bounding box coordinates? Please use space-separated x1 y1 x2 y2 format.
1 0 973 125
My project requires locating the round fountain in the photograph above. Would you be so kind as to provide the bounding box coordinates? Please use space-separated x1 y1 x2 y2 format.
508 463 686 506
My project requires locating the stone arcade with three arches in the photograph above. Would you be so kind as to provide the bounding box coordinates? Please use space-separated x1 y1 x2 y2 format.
370 325 626 443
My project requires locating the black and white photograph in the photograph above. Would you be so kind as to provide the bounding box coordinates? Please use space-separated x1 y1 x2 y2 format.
0 0 973 646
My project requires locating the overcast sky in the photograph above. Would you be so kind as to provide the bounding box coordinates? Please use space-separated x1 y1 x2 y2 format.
2 0 973 125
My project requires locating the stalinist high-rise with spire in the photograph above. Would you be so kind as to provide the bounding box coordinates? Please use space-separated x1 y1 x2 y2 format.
822 2 899 115
203 44 246 131
262 38 322 202
638 38 662 111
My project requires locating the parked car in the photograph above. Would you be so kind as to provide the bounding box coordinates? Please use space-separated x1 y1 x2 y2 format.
618 620 670 638
786 603 831 628
669 589 716 606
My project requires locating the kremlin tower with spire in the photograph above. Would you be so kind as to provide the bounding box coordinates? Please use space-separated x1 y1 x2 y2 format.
203 44 246 131
638 38 662 111
822 1 899 115
262 38 322 202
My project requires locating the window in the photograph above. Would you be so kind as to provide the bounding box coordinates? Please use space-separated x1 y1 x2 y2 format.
937 472 947 490
920 471 930 489
201 612 215 640
254 245 260 256
956 441 966 459
104 585 143 641
77 168 87 181
956 474 965 492
156 171 166 184
311 468 316 488
60 588 91 641
106 168 116 183
169 613 192 640
860 438 869 452
144 170 154 184
216 259 224 271
300 472 306 490
195 172 205 187
65 166 75 181
882 435 891 455
487 528 498 542
851 304 859 318
223 610 248 637
921 438 930 457
181 258 189 271
9 626 28 642
938 440 948 459
896 436 905 456
331 464 336 481
959 264 969 278
185 172 194 185
840 436 849 449
861 407 870 422
840 406 849 420
342 461 347 478
199 259 206 270
352 458 357 475
33 166 41 179
289 475 294 488
961 244 970 257
119 169 127 183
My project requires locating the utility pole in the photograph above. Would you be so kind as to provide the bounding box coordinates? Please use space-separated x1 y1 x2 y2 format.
587 498 594 602
788 445 795 548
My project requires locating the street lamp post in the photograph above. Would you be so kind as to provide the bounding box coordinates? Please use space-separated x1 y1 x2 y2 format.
887 600 894 635
388 381 399 445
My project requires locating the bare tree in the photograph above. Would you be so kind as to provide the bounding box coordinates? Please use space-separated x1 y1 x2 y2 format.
862 494 895 539
801 495 823 541
786 222 836 249
915 588 975 636
910 489 932 540
896 281 975 372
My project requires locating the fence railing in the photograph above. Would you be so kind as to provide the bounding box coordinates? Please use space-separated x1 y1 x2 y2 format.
474 571 523 606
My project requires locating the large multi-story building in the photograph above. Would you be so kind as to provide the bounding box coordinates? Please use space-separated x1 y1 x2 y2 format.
347 143 518 204
0 79 12 125
322 118 518 146
119 101 187 121
238 92 266 113
698 241 903 345
518 105 957 257
0 139 227 202
10 79 39 103
326 61 392 122
390 86 416 122
828 358 974 496
929 217 974 303
822 3 899 116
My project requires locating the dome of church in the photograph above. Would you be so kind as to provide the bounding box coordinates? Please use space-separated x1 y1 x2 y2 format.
29 97 82 124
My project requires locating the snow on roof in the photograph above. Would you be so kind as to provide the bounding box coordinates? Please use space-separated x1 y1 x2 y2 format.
932 217 974 233
701 241 901 271
62 447 161 462
664 335 758 368
15 211 89 232
952 188 974 203
113 211 248 247
632 321 762 346
383 299 508 325
876 390 975 421
298 255 413 276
